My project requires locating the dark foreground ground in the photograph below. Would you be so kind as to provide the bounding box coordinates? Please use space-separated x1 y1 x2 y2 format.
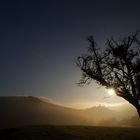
0 125 140 140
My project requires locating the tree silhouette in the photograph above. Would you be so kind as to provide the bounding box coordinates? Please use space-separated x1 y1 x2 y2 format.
76 31 140 117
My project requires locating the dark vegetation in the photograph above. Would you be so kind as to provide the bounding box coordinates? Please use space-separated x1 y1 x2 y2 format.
76 31 140 117
0 125 140 140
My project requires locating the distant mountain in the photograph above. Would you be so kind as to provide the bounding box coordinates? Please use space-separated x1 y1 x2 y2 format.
85 105 116 118
0 96 87 129
0 96 139 129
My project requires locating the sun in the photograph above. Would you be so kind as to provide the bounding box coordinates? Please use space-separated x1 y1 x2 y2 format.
107 88 115 96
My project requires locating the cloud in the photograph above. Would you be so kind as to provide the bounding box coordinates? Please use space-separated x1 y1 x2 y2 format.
37 96 66 107
37 96 53 103
65 101 134 110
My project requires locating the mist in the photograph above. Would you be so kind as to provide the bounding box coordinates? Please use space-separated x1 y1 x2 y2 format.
0 96 139 129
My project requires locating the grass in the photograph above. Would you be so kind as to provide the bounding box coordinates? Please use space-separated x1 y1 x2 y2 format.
0 125 140 140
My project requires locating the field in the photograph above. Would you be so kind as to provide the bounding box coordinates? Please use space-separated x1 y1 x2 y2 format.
0 125 140 140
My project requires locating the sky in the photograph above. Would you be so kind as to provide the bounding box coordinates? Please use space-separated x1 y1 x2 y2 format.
1 0 140 108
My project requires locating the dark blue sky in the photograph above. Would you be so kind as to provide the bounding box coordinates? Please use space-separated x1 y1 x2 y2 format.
1 0 140 107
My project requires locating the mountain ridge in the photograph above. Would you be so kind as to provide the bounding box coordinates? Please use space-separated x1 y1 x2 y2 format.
0 96 139 129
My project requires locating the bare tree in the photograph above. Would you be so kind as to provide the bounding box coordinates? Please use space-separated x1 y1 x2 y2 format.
76 31 140 117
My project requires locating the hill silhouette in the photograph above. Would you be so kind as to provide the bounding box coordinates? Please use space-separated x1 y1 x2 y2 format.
0 96 139 129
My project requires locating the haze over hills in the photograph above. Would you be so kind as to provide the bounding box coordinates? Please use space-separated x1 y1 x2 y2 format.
0 96 139 129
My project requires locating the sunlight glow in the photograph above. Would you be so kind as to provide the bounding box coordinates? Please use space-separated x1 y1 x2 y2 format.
107 88 115 96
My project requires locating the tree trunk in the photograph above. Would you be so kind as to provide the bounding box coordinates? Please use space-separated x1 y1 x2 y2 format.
128 98 140 117
136 104 140 118
134 99 140 118
131 99 140 118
